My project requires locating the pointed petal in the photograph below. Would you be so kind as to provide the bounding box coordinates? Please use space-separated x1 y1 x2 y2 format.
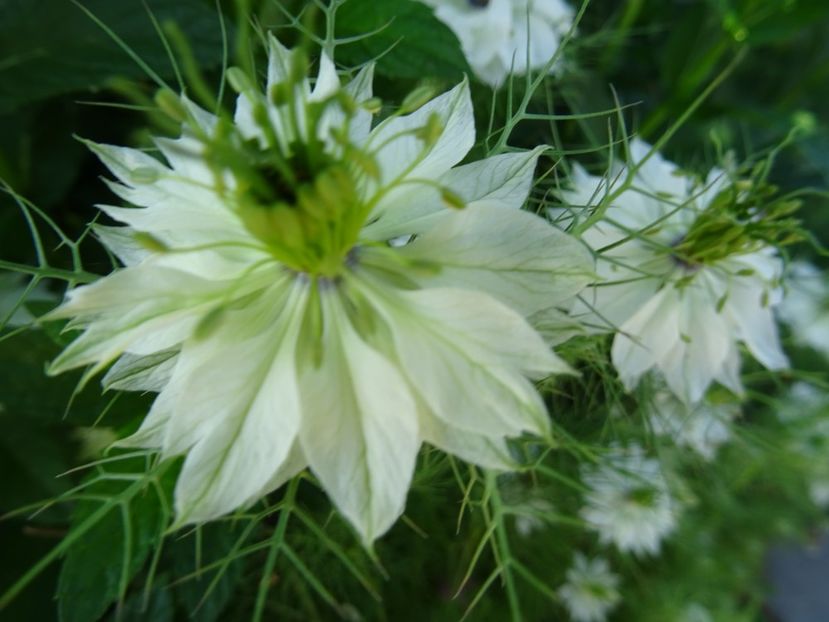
362 147 544 240
398 205 593 315
365 283 563 438
102 349 177 392
612 286 682 392
299 295 419 544
419 409 518 471
168 284 307 523
367 79 474 189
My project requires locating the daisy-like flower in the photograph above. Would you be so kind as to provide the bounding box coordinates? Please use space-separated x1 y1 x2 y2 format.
646 389 737 461
555 139 789 404
580 443 677 555
419 0 574 88
778 261 829 359
45 36 592 543
557 553 621 622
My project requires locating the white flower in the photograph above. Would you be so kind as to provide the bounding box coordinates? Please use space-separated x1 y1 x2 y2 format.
555 139 788 404
580 443 677 555
45 36 592 543
557 553 621 622
778 261 829 359
646 389 737 460
419 0 574 87
809 479 829 509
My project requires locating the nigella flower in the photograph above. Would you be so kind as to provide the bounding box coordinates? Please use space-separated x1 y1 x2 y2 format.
45 36 592 543
646 389 737 461
580 443 677 556
778 261 829 359
557 554 621 622
554 139 789 404
418 0 574 88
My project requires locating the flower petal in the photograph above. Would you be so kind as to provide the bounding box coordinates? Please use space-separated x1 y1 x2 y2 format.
365 79 474 210
299 294 419 544
167 283 307 524
398 205 593 315
612 286 682 392
362 147 544 240
364 283 563 438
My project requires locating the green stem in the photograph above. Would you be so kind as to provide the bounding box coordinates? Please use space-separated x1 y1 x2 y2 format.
252 477 299 622
487 471 523 622
0 259 99 284
0 460 172 610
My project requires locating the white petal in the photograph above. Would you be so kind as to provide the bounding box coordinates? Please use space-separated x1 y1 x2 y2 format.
168 284 307 523
93 225 150 267
343 63 375 143
362 147 544 240
366 79 474 191
659 285 729 403
419 409 517 471
723 276 788 370
612 286 682 392
364 283 563 438
397 205 593 315
102 349 177 392
299 294 419 544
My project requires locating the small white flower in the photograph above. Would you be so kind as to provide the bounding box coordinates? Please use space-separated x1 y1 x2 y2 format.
809 479 829 509
46 36 592 543
647 389 737 460
779 261 829 359
419 0 574 87
555 139 788 404
513 497 556 537
681 603 714 622
557 553 621 622
580 443 678 555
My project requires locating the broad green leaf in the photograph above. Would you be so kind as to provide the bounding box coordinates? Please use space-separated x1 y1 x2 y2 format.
334 0 469 81
0 0 227 113
169 524 244 622
56 458 171 622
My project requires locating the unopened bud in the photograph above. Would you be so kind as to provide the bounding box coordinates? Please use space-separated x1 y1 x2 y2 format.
226 66 256 94
129 167 160 185
441 187 466 209
133 232 168 253
361 97 382 115
154 88 187 123
400 85 436 114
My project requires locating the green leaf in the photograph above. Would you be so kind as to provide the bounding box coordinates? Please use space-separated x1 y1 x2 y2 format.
170 523 244 622
0 0 227 113
56 459 170 622
108 581 174 622
335 0 469 81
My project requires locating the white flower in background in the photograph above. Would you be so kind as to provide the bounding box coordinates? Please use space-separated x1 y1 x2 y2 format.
778 261 829 358
554 139 788 404
647 389 738 460
513 497 557 537
419 0 574 88
557 554 621 622
808 479 829 509
45 36 592 543
580 443 678 555
681 603 714 622
777 382 829 508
